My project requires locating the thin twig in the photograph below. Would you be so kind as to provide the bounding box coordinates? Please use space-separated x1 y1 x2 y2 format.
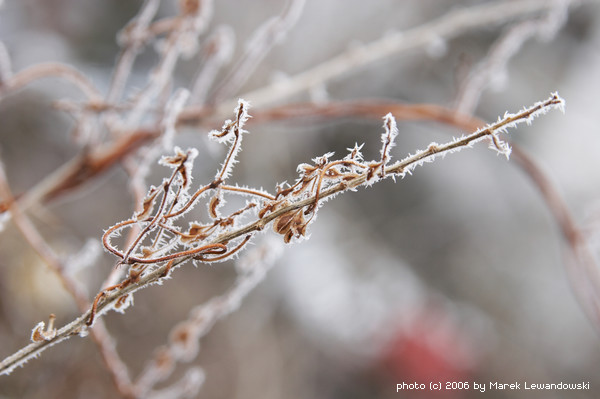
0 62 103 101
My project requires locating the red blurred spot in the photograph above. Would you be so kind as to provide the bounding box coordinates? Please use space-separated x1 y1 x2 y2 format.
378 306 478 399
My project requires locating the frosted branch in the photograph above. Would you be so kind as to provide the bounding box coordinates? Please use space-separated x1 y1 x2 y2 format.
0 93 564 376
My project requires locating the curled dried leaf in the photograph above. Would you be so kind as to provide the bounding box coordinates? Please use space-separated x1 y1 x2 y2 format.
427 143 440 153
159 148 189 167
218 217 234 228
159 147 198 189
273 212 295 235
141 247 155 258
276 186 294 198
298 163 317 175
366 163 380 181
31 323 46 343
136 187 161 220
273 209 308 243
179 164 190 189
179 222 211 244
283 229 294 243
208 194 220 219
325 168 341 178
114 294 132 310
258 202 276 218
30 314 57 342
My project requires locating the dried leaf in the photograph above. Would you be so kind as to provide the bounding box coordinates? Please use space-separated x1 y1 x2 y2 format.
136 187 160 220
273 212 295 235
178 164 189 189
283 229 293 243
30 323 45 343
180 223 210 244
141 247 155 257
30 315 56 342
189 223 207 236
160 149 188 167
325 168 341 178
273 209 307 243
258 202 275 218
208 195 220 219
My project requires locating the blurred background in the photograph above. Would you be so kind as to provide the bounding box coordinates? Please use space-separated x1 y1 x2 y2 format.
1 0 600 398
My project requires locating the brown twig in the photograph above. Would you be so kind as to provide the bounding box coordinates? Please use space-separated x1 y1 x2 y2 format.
0 62 103 101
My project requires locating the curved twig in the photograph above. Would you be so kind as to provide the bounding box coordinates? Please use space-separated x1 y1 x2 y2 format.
0 62 103 101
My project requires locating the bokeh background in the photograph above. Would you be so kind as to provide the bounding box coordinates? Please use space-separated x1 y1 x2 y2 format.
1 0 600 398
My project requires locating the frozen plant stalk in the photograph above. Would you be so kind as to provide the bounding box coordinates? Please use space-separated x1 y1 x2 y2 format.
0 92 566 377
